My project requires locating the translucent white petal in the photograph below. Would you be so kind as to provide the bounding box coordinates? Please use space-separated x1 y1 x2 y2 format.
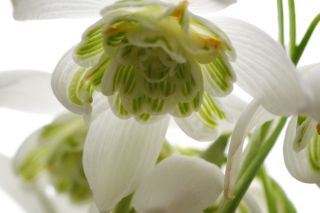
0 154 47 213
83 110 169 211
0 70 64 114
284 116 320 183
174 94 246 141
224 100 260 199
132 155 224 213
161 0 236 15
13 129 42 171
299 64 320 121
88 203 100 213
52 48 90 115
213 17 306 116
244 180 266 213
189 0 236 15
174 113 219 142
12 0 114 20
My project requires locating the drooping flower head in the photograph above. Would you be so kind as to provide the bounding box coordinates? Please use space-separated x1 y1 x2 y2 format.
14 114 91 203
69 0 235 121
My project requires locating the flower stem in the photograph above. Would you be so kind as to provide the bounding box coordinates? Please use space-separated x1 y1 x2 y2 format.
293 13 320 64
113 194 135 213
277 0 285 46
259 166 278 213
237 121 272 177
217 118 287 213
288 0 297 58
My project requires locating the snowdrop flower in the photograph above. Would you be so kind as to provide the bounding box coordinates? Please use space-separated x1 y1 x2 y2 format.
0 70 88 212
14 113 91 203
0 154 91 213
12 0 305 211
283 64 320 184
223 60 320 197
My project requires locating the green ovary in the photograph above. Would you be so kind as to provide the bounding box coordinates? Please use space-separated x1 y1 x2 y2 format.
71 1 235 121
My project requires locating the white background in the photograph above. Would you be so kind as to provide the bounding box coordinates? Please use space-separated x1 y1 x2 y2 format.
0 0 320 212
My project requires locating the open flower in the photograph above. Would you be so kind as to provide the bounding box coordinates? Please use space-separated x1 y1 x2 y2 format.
223 60 320 197
11 0 306 211
0 70 83 212
283 64 320 184
14 113 91 203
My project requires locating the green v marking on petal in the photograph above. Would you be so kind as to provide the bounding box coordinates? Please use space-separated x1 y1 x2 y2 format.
203 53 235 96
75 23 104 62
308 133 320 172
198 92 226 130
69 68 87 105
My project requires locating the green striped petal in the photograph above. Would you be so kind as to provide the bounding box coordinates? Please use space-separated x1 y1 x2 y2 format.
293 116 317 151
175 93 246 141
284 116 320 183
58 0 237 122
202 53 236 96
74 21 105 67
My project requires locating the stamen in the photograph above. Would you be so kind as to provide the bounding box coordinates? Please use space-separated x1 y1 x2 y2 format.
196 34 221 49
172 0 189 19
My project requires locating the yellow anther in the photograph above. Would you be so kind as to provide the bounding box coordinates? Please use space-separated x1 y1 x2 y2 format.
172 0 189 19
196 34 222 49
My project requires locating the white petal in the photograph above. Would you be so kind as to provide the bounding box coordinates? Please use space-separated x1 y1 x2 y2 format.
244 179 266 213
224 100 261 199
12 0 114 20
0 70 64 114
13 128 42 171
0 154 47 213
88 203 101 213
188 0 236 15
174 94 247 141
283 116 320 183
132 155 224 213
216 94 248 130
299 64 320 121
161 0 236 15
83 110 169 212
52 48 90 115
174 113 219 142
213 17 306 116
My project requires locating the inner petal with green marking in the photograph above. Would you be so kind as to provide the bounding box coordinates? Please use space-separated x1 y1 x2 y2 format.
69 0 236 121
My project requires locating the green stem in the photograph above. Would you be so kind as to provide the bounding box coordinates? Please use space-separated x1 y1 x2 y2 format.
277 0 285 46
288 0 297 58
293 13 320 64
217 118 287 213
238 121 272 177
259 167 278 213
113 194 134 213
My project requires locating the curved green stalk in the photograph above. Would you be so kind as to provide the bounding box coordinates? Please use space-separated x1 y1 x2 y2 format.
293 13 320 64
277 0 285 46
288 0 297 58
